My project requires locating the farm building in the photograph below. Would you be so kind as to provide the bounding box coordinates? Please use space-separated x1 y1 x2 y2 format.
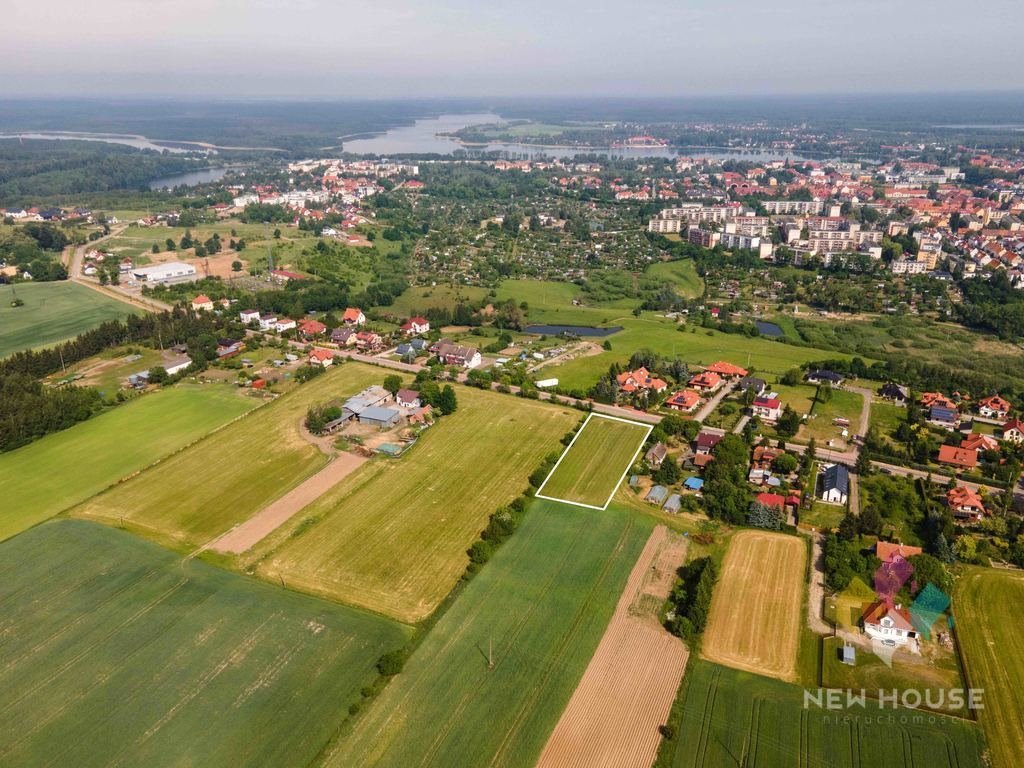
645 442 668 468
645 485 668 505
131 262 198 284
818 463 849 504
358 406 402 428
662 494 682 513
343 386 393 418
164 356 193 377
396 389 421 409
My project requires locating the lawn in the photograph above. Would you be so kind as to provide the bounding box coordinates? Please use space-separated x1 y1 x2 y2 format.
767 381 817 415
645 259 704 299
496 279 637 326
0 519 408 768
250 387 579 622
537 414 651 509
664 660 986 768
0 281 137 358
544 314 856 395
870 399 907 443
800 502 845 531
797 387 864 444
0 383 257 543
954 568 1024 768
326 500 653 768
381 283 490 315
71 362 387 551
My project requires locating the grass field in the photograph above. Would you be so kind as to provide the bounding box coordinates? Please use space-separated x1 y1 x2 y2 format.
71 362 387 551
381 284 490 315
954 568 1024 768
327 500 653 768
495 279 637 326
0 281 136 358
0 519 407 768
645 259 704 299
538 414 651 509
702 530 807 682
665 660 986 768
798 388 864 444
250 388 579 622
0 384 256 542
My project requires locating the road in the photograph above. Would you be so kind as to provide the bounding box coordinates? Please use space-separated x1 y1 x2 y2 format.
692 380 737 423
849 385 873 440
869 460 1006 495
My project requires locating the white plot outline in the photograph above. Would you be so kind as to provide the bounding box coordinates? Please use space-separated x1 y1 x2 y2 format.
535 412 653 511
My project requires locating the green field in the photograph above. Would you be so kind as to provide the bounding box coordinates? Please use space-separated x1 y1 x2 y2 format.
954 568 1024 768
0 281 136 358
251 387 579 622
328 500 653 768
538 414 650 508
0 384 257 542
665 660 986 768
380 284 490 316
0 519 407 768
71 362 387 550
645 259 705 299
495 279 636 326
798 388 864 443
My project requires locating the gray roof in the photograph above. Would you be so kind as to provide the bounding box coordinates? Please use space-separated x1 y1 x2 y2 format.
662 494 682 512
645 485 668 504
822 464 849 495
358 406 401 424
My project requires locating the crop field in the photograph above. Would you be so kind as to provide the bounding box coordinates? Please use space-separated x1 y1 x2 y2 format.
544 314 856 394
954 568 1024 768
0 281 136 358
326 500 653 768
251 387 579 622
665 660 986 768
645 259 704 299
0 519 408 768
702 530 806 682
0 383 256 542
71 362 386 550
537 414 651 509
536 525 689 768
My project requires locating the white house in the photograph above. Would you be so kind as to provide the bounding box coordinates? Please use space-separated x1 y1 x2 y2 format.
275 318 297 333
342 307 366 326
191 294 214 312
239 309 261 325
309 349 334 367
863 601 917 646
819 463 849 504
396 388 421 409
258 313 278 331
401 316 430 336
751 396 782 422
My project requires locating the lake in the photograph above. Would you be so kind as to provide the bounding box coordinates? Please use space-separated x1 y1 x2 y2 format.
149 167 230 189
0 131 193 153
342 114 812 161
755 321 784 337
524 324 624 337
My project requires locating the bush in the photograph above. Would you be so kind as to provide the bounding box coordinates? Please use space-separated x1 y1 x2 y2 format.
377 648 409 676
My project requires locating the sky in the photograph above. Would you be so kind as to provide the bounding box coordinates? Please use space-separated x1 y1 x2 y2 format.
3 0 1023 98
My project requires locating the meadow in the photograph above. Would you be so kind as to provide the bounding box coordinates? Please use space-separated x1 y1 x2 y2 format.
954 568 1024 768
797 387 865 444
71 362 386 550
664 661 986 768
0 383 256 542
381 283 489 316
645 259 705 299
0 520 407 768
0 281 136 357
251 387 579 622
538 414 650 508
326 500 653 768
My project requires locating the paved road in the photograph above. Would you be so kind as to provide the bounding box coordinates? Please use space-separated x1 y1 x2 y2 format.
692 380 737 423
732 414 750 435
849 385 873 439
869 460 1005 494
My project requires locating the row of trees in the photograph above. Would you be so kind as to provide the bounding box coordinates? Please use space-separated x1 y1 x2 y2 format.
0 372 103 452
664 556 718 643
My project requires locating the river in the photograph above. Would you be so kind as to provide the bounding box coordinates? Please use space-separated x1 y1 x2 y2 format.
148 167 230 189
0 131 195 153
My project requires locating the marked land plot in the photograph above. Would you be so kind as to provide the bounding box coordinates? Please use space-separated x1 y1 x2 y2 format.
536 525 689 768
701 530 806 682
537 414 651 509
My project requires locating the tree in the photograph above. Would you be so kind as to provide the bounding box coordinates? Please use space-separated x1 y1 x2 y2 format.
273 228 282 239
654 457 681 485
151 243 159 254
816 382 832 403
838 510 859 541
231 260 243 273
859 505 883 536
438 384 458 415
772 453 799 474
148 366 169 385
907 553 952 594
747 501 782 530
855 448 872 476
775 405 801 438
383 374 403 396
953 536 977 563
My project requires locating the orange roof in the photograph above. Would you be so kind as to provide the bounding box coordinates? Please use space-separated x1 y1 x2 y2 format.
947 486 986 513
342 307 364 322
937 444 978 469
666 390 701 409
309 349 333 362
961 433 998 453
706 361 749 377
863 600 914 631
192 294 211 304
979 394 1010 411
689 371 722 389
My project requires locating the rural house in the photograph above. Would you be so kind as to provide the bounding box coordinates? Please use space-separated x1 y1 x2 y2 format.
396 389 421 409
309 349 334 367
258 313 278 330
239 309 260 325
695 431 722 455
356 330 384 351
400 316 430 336
738 376 766 396
332 328 357 346
937 444 978 470
299 319 327 338
274 318 297 333
616 367 668 394
645 442 668 468
818 463 849 504
665 390 701 413
862 601 918 646
433 341 482 369
947 486 987 522
978 395 1010 419
191 294 214 311
806 369 844 386
342 307 366 326
1002 418 1024 444
880 382 909 403
751 396 782 422
705 360 749 378
688 371 722 393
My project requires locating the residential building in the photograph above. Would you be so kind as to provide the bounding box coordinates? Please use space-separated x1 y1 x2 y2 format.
688 371 722 393
937 445 978 470
705 361 749 378
239 309 261 325
309 349 334 367
433 341 481 368
819 463 849 504
863 601 917 646
947 486 987 522
258 313 278 331
190 294 213 311
806 369 844 386
645 442 668 468
400 316 430 336
1002 418 1024 444
664 390 701 413
978 395 1011 419
274 318 297 333
751 396 782 422
298 319 327 338
695 431 722 455
616 367 668 394
396 388 421 409
342 307 366 326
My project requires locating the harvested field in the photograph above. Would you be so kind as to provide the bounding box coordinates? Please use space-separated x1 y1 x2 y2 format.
701 530 806 682
538 414 651 509
536 525 689 768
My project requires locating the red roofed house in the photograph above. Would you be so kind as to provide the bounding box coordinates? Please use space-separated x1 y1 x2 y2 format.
616 367 668 394
309 348 334 367
754 492 785 510
664 390 701 413
270 269 305 283
400 316 430 336
191 294 214 311
978 395 1011 419
355 330 383 351
875 541 923 563
961 433 999 453
706 361 749 378
688 371 722 393
751 396 782 422
947 486 987 522
298 319 327 338
342 307 366 326
1002 418 1024 444
920 392 956 410
937 444 978 470
862 601 917 646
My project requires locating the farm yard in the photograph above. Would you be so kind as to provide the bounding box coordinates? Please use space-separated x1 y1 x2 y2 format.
0 520 408 768
954 568 1024 768
250 387 579 622
70 362 386 550
536 525 689 768
326 500 653 768
665 661 986 768
0 383 257 542
701 530 806 682
538 414 651 509
0 281 136 358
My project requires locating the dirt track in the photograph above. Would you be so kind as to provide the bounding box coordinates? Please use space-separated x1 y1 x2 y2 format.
535 525 689 768
209 452 366 554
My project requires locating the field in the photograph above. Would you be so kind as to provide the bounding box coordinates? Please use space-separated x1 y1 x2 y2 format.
327 500 653 768
0 383 257 542
251 387 579 622
664 660 986 768
954 568 1024 768
536 525 689 768
0 519 408 768
495 279 637 326
71 362 387 550
645 259 705 299
798 387 865 444
538 414 651 509
0 281 136 357
702 530 807 681
381 283 489 315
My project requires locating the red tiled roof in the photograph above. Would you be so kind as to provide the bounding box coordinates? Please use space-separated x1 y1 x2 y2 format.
937 444 978 469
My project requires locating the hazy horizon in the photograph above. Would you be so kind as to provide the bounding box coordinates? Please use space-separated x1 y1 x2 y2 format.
4 0 1023 99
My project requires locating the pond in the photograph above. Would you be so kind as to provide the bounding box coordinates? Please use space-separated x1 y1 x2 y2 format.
148 167 230 189
524 324 623 337
755 321 784 337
